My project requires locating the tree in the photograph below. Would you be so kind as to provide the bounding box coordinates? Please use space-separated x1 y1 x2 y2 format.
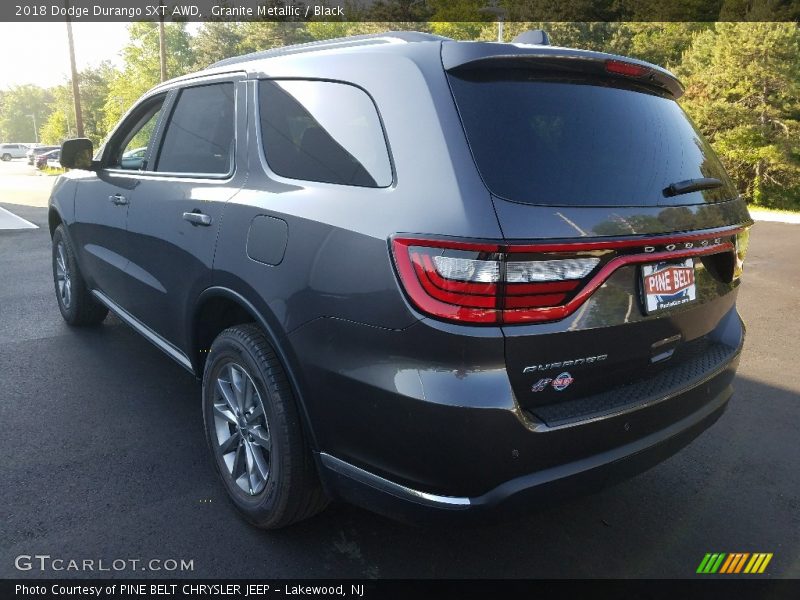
0 85 52 143
237 22 312 54
678 23 800 208
191 22 244 69
610 22 709 68
503 22 622 49
40 84 75 145
79 62 116 146
103 22 194 131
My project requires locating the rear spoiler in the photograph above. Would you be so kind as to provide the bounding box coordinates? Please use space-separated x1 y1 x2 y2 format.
441 42 684 99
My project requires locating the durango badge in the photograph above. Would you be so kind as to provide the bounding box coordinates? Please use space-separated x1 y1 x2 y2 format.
551 372 574 391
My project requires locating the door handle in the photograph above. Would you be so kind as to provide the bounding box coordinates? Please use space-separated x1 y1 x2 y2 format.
109 193 128 206
182 211 212 226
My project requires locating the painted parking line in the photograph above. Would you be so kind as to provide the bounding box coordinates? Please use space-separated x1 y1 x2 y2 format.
0 206 38 230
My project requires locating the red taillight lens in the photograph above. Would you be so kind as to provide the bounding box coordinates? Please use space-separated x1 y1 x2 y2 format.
391 231 741 325
394 240 502 323
605 59 651 78
392 238 601 325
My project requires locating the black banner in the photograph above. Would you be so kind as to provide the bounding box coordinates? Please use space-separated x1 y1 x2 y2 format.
2 0 800 23
4 579 800 600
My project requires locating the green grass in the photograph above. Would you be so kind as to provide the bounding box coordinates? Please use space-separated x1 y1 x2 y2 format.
39 166 66 176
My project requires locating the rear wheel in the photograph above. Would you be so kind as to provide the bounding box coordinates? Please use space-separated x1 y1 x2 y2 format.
202 324 328 529
1 154 11 161
52 225 108 326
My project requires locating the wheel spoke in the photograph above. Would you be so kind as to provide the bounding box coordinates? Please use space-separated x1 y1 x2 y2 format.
243 377 255 412
63 279 71 307
218 430 240 455
245 401 264 424
229 365 247 414
249 439 270 481
249 425 270 449
213 402 238 426
231 438 245 480
216 377 239 416
57 245 67 273
243 439 257 492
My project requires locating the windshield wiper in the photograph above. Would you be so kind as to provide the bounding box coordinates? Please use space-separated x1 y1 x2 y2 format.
663 177 723 198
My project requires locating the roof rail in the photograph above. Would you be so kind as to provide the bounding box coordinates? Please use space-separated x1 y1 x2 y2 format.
210 31 451 69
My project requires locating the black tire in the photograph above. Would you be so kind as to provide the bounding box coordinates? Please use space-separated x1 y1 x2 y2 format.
52 224 108 326
202 324 328 529
1 154 11 161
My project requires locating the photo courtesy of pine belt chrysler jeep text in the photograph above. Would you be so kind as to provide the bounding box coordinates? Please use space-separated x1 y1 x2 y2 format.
49 30 752 529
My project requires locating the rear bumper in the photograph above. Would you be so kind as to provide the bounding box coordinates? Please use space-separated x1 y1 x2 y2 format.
290 304 744 522
317 379 732 523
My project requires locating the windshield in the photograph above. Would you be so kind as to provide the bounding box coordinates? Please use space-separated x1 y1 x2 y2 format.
448 70 737 207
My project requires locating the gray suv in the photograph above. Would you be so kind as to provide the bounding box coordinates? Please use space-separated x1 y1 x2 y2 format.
1 143 29 160
50 31 751 529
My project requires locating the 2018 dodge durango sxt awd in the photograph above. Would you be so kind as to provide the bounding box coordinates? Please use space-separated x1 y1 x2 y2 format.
49 31 752 528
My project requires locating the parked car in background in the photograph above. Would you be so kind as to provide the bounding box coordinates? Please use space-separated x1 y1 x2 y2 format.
46 150 62 169
37 149 59 169
0 143 29 160
121 147 147 170
50 30 752 529
28 145 60 165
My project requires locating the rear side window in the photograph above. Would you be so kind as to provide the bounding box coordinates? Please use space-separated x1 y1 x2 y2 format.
448 70 737 206
156 82 235 175
258 80 391 187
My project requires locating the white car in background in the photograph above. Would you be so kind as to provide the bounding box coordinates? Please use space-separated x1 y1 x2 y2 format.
0 143 30 161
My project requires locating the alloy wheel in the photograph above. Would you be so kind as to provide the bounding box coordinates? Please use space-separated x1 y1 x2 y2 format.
213 362 271 495
55 241 72 309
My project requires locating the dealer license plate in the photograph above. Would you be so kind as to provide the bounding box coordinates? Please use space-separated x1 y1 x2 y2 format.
641 258 697 314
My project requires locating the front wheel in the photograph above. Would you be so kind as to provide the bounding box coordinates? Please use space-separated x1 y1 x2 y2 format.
1 154 11 161
52 225 108 325
202 324 328 529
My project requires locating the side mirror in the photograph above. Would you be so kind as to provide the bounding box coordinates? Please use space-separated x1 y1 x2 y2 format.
60 138 95 170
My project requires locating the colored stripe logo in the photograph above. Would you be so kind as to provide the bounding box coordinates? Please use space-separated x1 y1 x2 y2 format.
697 553 773 574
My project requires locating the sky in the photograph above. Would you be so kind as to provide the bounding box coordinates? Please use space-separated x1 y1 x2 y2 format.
0 22 200 90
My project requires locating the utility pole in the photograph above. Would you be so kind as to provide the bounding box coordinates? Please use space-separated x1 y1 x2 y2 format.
65 1 84 137
28 114 38 143
480 3 507 43
158 0 167 82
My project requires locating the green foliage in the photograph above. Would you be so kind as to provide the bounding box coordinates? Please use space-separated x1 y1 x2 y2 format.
79 62 116 146
103 22 194 133
611 22 709 67
39 84 74 145
678 23 800 209
0 85 52 143
237 22 313 54
2 17 798 210
190 22 245 70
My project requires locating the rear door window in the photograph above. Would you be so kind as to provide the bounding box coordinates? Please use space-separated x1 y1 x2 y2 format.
258 79 392 187
156 82 235 176
448 70 737 206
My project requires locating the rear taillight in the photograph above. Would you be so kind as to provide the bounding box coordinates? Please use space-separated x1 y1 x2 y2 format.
391 230 743 325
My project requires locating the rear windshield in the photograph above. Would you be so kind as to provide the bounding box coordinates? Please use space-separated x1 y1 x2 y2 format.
448 70 737 206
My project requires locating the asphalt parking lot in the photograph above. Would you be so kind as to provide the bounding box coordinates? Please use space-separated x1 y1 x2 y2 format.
0 158 798 579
